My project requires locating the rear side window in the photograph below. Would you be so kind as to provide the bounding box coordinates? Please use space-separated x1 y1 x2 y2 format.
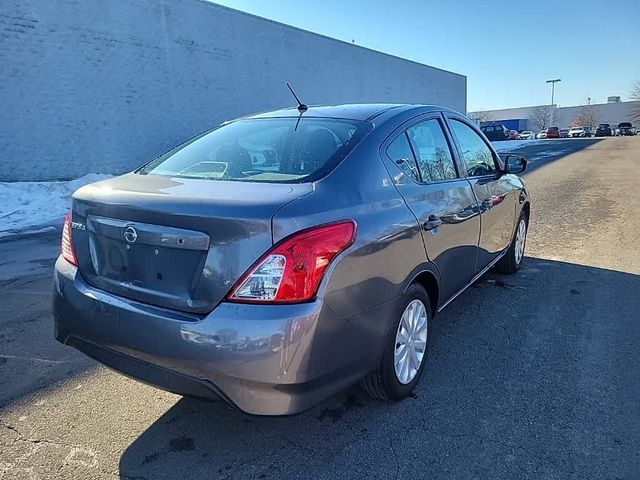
140 118 370 183
407 120 457 182
449 120 498 177
387 134 419 181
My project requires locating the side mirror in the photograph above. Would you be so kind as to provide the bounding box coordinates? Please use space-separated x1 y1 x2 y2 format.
504 154 527 174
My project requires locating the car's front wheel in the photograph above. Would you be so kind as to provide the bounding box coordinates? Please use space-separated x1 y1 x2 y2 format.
361 284 431 401
495 212 528 274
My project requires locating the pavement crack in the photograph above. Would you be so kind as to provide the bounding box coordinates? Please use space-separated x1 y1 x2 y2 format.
0 354 83 364
388 437 401 479
0 420 84 450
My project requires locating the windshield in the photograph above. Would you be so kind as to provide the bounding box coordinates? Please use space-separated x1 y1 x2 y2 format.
140 117 371 183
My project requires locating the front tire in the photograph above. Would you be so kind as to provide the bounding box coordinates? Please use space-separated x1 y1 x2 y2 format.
361 284 431 401
495 212 528 274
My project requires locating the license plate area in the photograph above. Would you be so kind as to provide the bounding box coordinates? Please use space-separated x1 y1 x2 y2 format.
84 216 210 305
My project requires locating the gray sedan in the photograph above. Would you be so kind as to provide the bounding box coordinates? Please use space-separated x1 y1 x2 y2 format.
53 104 530 415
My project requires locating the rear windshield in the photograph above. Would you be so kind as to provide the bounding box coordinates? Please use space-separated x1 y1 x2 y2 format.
140 117 371 183
619 123 632 128
547 127 559 132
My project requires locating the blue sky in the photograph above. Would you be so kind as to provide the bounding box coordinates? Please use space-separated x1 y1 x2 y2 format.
212 0 639 111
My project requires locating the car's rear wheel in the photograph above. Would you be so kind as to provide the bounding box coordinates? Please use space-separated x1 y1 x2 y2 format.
495 212 528 274
361 284 431 401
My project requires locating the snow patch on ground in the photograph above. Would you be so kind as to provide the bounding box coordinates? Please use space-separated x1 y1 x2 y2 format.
492 139 547 152
0 174 112 237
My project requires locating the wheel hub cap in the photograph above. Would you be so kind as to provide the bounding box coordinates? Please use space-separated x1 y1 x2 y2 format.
394 299 428 384
515 219 527 265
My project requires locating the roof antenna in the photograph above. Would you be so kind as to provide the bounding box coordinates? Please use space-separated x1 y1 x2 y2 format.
285 82 308 112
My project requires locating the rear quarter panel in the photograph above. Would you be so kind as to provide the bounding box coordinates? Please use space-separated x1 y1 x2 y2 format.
272 133 429 320
271 129 433 374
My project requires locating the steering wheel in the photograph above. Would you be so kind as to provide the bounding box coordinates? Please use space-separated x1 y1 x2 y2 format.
467 165 489 177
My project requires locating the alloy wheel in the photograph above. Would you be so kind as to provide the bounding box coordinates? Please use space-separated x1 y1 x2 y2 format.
394 299 428 384
515 218 527 265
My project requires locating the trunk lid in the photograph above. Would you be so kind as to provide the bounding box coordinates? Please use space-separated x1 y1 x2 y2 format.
70 173 311 314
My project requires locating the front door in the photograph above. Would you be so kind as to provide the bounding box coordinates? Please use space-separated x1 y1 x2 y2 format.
384 115 480 304
445 116 517 270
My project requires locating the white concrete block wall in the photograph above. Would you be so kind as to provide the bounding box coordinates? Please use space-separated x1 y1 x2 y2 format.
0 0 466 181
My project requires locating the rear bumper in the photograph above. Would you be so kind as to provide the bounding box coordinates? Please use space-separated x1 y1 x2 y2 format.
53 256 384 415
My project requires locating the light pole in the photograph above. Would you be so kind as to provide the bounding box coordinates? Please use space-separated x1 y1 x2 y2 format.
546 78 561 126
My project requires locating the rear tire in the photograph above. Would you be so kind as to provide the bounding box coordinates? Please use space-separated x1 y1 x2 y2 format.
361 284 431 401
495 212 528 274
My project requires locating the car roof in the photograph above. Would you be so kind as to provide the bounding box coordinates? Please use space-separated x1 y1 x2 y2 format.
242 103 454 122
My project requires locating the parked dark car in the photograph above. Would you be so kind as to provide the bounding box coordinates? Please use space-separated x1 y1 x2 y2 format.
480 123 510 141
595 123 613 136
618 122 634 136
560 128 569 138
546 126 560 138
53 104 530 415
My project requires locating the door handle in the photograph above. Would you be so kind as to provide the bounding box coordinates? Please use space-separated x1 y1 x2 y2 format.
423 215 442 231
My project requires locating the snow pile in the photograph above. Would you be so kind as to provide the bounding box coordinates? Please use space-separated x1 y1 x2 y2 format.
0 174 113 237
492 139 544 152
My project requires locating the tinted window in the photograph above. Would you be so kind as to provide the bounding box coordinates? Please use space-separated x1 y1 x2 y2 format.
450 120 497 177
407 120 457 182
387 133 419 181
140 118 370 183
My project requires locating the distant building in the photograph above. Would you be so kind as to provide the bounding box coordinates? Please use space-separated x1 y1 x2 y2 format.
470 100 639 131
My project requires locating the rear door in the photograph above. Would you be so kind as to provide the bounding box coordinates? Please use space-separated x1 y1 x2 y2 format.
384 114 480 303
444 114 517 270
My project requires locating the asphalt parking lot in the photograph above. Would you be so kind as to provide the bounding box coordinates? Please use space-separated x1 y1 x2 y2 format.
1 137 639 479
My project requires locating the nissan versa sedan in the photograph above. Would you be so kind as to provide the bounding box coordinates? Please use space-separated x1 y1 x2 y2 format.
53 104 530 416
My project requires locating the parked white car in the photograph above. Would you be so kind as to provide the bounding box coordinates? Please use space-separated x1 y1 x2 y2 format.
536 130 547 139
569 126 591 137
518 131 535 140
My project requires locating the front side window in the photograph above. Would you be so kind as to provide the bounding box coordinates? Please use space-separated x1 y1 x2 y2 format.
140 118 370 183
407 120 457 182
449 120 498 177
387 133 419 181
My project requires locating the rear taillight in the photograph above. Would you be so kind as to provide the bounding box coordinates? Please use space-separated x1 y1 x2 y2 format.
61 212 77 266
227 220 356 304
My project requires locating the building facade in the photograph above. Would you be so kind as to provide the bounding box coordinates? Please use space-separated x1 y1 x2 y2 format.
470 100 639 132
0 0 466 181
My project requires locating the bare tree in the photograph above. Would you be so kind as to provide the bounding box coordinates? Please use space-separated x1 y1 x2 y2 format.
529 106 553 131
467 110 493 123
571 107 598 130
631 81 640 122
